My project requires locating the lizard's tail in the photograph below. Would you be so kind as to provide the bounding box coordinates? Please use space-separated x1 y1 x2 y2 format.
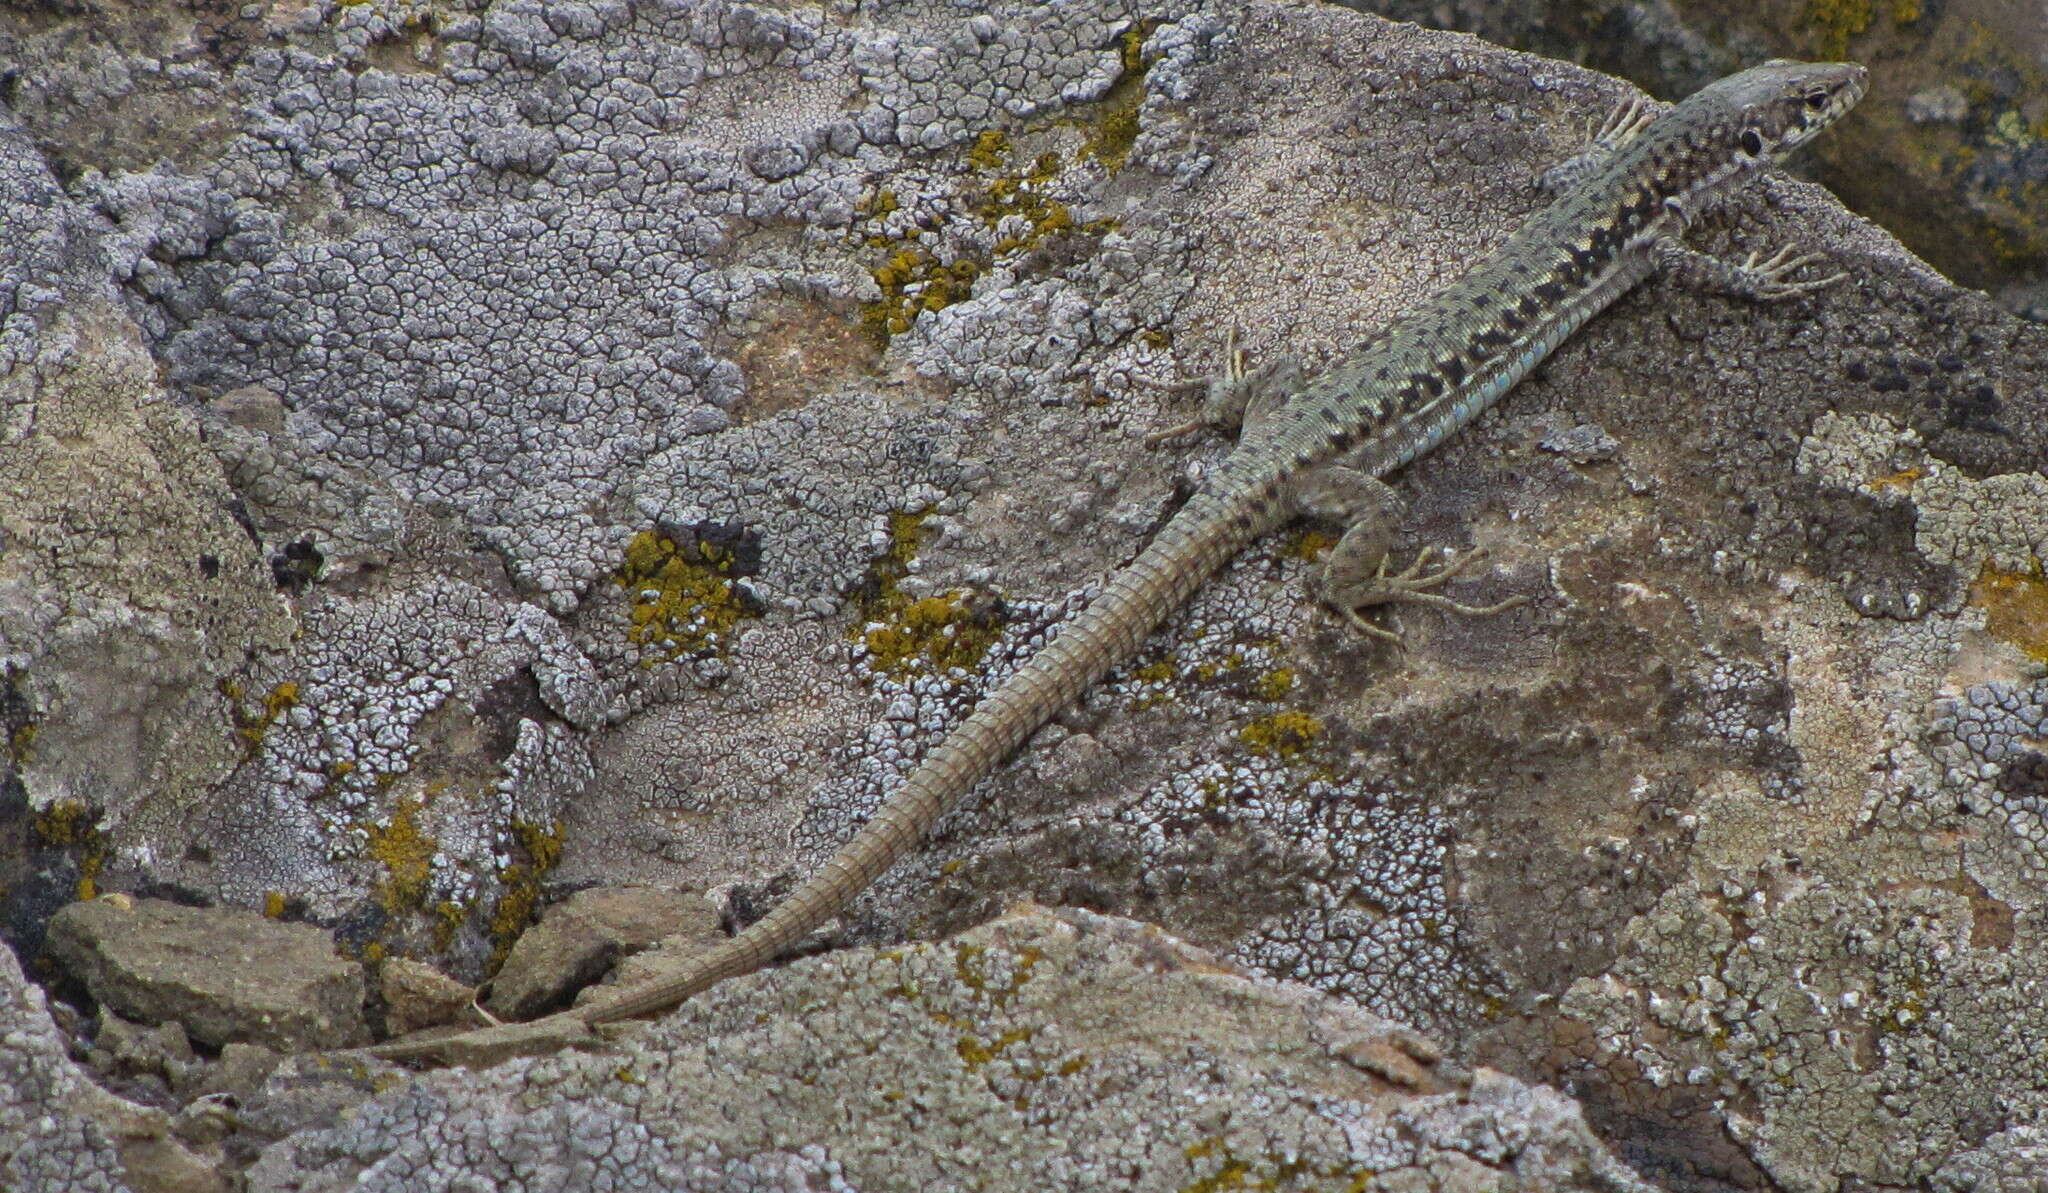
575 482 1275 1025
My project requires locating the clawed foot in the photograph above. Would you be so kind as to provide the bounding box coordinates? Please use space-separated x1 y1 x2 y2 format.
1654 238 1847 302
1734 245 1846 299
1136 331 1249 445
1593 95 1655 146
1331 546 1528 643
1136 328 1301 446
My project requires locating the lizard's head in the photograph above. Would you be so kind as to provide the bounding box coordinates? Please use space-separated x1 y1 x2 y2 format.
1690 59 1868 165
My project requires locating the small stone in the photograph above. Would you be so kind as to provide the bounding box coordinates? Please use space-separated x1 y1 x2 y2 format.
379 957 476 1036
45 897 368 1051
485 886 722 1020
205 385 289 432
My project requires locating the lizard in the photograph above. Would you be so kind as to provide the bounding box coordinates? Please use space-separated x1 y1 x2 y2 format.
369 57 1867 1067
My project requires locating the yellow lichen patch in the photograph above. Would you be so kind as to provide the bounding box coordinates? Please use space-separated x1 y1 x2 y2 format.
860 103 1131 345
862 594 1006 678
1805 0 1877 58
361 796 436 913
861 240 982 343
488 818 563 969
430 899 467 951
956 1026 1035 1069
1190 652 1244 683
1181 1136 1376 1192
614 529 755 663
30 800 107 901
854 185 978 344
8 721 35 766
952 940 1044 1008
1070 24 1152 176
1132 660 1176 683
1969 562 2048 661
1802 0 1921 56
1237 710 1323 759
980 153 1081 254
264 891 288 918
226 679 300 758
967 128 1010 170
1867 467 1925 491
1125 658 1180 710
856 509 1007 680
1252 668 1296 701
873 508 930 600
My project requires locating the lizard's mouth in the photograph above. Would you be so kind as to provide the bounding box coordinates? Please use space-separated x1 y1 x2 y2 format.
1786 63 1868 149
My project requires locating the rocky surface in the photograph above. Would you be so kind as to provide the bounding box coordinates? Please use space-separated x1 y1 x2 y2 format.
377 956 474 1037
45 897 368 1051
482 884 720 1019
1 0 2045 1189
0 938 222 1193
250 904 1660 1192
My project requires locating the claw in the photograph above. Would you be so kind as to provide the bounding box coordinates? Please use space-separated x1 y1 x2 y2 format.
1143 416 1210 446
1740 245 1845 300
1330 545 1527 644
1141 329 1252 444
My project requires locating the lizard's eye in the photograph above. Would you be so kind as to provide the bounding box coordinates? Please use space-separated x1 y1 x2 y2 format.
1739 128 1765 155
1806 90 1830 108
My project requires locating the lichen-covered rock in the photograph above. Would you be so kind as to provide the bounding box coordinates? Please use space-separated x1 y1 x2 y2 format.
1337 0 2048 311
0 100 296 939
0 931 223 1193
255 906 1655 1193
45 897 367 1052
0 0 2043 1189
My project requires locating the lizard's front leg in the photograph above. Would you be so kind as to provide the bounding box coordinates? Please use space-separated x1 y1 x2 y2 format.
1537 95 1655 193
1290 465 1526 643
1651 240 1846 300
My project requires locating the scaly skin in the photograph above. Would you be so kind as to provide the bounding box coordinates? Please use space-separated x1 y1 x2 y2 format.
371 58 1866 1066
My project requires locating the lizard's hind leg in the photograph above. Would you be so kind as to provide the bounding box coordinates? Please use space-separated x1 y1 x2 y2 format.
1141 329 1304 445
1289 465 1526 643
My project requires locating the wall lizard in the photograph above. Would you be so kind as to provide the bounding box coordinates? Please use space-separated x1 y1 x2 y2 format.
372 58 1866 1066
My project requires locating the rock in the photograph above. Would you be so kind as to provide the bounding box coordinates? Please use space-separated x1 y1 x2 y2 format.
44 898 367 1051
86 1011 198 1102
186 1042 281 1106
260 907 1657 1192
0 927 224 1193
377 958 473 1037
227 1054 385 1149
484 886 721 1021
599 929 731 998
0 0 2043 1188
